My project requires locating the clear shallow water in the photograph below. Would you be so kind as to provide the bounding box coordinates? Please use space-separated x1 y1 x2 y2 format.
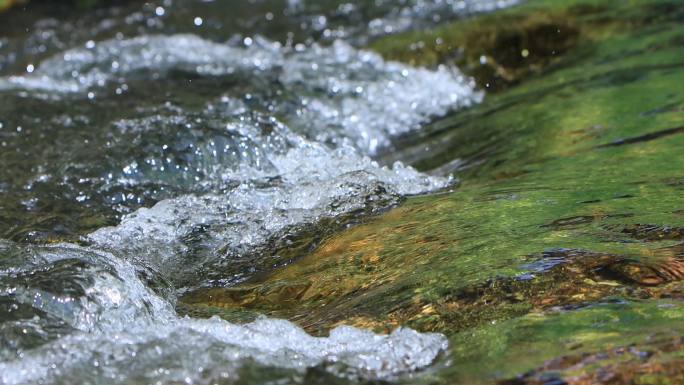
0 1 516 383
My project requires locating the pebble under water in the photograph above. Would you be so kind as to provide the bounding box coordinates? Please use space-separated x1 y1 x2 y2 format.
0 1 517 384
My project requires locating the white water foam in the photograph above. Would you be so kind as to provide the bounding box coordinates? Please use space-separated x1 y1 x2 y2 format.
0 39 457 382
0 241 448 384
87 115 451 286
0 34 481 155
0 7 498 383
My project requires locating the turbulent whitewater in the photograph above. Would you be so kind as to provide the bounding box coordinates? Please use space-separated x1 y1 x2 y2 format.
0 1 517 384
0 241 448 383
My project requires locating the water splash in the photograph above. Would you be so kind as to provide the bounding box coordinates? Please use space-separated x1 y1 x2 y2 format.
0 31 458 385
0 0 525 383
0 241 447 384
0 34 480 155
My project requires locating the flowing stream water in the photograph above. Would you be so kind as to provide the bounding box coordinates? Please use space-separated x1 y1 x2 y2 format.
0 1 521 384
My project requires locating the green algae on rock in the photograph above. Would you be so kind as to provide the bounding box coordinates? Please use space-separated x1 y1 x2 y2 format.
181 0 684 383
2 0 684 383
453 300 684 385
369 0 684 91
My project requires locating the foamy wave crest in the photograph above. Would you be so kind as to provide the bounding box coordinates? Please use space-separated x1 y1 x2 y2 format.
0 34 480 155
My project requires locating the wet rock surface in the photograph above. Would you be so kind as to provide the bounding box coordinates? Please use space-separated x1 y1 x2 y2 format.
0 1 502 384
2 0 684 384
181 0 684 383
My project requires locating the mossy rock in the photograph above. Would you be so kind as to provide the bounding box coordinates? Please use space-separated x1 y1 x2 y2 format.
369 0 684 91
183 0 684 382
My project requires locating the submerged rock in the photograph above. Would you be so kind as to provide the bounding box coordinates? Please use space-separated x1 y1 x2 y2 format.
172 1 684 383
2 0 684 384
